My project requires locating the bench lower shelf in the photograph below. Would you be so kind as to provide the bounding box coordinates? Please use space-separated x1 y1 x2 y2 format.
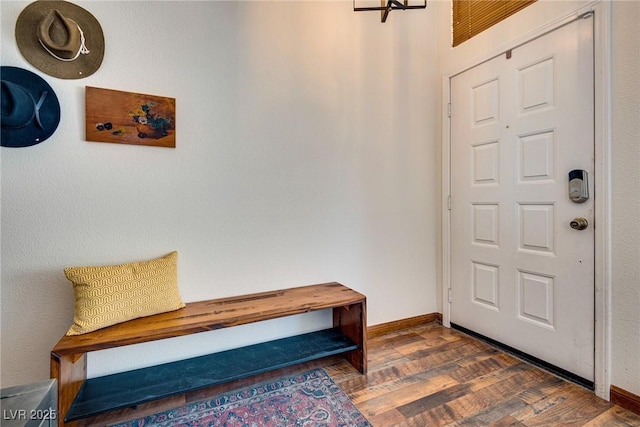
65 328 358 422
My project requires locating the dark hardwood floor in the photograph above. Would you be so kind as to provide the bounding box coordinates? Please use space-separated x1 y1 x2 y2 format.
329 322 640 426
84 322 640 426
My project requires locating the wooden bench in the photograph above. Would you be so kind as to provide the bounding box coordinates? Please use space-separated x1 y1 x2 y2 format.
50 282 367 426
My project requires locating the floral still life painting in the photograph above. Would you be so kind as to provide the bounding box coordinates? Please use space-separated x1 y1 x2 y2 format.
86 86 175 148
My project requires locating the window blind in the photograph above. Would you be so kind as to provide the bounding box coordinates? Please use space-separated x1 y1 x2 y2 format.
452 0 538 47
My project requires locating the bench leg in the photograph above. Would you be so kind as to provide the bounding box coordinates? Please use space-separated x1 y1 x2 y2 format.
51 352 86 427
333 302 367 374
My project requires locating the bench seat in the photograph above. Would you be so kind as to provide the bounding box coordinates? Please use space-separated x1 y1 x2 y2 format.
51 282 367 426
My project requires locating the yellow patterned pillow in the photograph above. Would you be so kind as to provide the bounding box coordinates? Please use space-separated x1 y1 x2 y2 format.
65 251 185 335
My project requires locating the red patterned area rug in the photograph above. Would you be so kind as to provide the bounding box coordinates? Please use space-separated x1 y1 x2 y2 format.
110 368 372 427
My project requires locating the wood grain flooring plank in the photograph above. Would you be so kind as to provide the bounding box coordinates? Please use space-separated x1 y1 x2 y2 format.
473 367 551 405
355 374 460 416
515 375 568 405
366 408 406 426
338 355 461 397
366 346 410 369
444 391 495 419
517 389 612 426
438 365 553 425
455 348 503 368
510 380 586 422
446 397 529 427
581 406 640 426
372 332 428 350
402 404 461 427
487 415 528 426
400 342 491 375
397 383 471 418
321 358 362 380
467 363 533 392
510 389 571 423
449 354 520 383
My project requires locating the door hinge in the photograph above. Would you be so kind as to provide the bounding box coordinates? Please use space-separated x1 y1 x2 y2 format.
447 195 452 211
447 103 452 118
448 288 452 303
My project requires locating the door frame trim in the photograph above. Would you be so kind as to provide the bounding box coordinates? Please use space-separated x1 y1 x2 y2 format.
441 0 612 399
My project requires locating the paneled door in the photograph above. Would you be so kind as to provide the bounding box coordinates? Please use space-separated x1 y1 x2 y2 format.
450 15 594 384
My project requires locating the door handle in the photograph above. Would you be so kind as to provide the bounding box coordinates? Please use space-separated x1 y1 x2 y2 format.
570 217 588 230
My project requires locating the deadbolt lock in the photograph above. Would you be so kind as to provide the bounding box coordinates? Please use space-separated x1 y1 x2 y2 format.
570 217 588 230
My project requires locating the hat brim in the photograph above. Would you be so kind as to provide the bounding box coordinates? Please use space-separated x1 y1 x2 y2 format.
1 66 61 147
15 1 104 79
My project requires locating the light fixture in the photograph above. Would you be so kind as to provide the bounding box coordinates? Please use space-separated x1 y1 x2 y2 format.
353 0 426 23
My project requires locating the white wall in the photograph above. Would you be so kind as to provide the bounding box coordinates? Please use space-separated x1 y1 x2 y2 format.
610 0 640 398
435 0 640 397
0 0 440 386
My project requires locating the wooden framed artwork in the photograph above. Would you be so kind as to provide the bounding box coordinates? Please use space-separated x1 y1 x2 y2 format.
86 86 176 148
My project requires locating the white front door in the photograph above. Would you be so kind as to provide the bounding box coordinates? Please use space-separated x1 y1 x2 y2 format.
450 15 595 384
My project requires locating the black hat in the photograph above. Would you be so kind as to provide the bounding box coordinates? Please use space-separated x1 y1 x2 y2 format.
1 66 61 147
